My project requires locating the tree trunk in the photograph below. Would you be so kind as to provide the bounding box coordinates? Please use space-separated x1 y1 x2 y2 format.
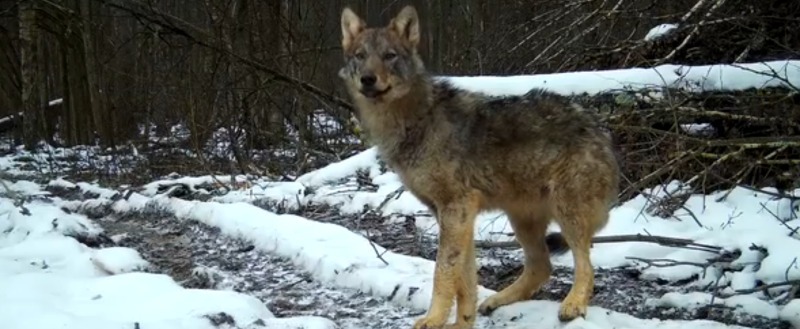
79 0 111 147
0 27 22 145
19 0 46 148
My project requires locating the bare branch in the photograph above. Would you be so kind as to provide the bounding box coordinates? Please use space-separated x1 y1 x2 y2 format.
476 233 723 254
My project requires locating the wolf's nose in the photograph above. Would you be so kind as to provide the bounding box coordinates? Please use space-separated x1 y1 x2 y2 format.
360 75 377 87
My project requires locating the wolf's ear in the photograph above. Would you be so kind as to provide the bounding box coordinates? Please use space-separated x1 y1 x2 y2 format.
341 7 365 50
390 6 420 49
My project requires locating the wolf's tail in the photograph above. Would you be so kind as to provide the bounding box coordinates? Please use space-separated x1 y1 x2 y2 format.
544 232 571 255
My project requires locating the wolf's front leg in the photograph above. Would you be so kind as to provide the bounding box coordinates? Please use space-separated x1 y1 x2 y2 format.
414 198 479 329
454 237 478 327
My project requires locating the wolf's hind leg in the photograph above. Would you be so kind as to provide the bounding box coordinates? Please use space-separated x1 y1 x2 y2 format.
554 199 607 322
478 211 551 315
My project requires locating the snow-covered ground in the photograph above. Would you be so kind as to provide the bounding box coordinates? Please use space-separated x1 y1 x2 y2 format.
2 151 797 329
1 60 799 328
0 180 336 329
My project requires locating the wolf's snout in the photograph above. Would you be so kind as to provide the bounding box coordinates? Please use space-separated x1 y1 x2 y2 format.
360 75 377 88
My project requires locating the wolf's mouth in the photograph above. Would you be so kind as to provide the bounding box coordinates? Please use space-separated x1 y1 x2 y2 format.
360 86 392 99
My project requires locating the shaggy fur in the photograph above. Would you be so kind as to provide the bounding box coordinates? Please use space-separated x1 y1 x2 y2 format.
339 6 620 328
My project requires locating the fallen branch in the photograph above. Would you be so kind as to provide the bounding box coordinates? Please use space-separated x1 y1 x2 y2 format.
476 233 723 254
626 249 739 280
627 257 713 269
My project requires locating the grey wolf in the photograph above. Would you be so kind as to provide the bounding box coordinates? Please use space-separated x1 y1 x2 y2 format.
338 5 620 328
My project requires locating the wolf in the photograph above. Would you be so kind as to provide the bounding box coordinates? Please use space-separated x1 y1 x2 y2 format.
338 5 620 329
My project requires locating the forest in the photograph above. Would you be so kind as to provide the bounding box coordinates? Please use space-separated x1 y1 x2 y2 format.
0 1 799 328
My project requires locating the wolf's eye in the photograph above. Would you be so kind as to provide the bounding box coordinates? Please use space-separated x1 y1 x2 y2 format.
355 52 366 60
383 52 397 61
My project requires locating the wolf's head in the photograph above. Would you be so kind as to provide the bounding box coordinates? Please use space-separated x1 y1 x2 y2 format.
339 6 425 102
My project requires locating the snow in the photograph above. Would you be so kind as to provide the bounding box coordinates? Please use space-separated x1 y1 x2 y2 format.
680 123 715 136
780 300 800 328
140 174 252 196
645 23 679 41
296 147 382 188
51 179 765 328
91 247 150 274
0 182 337 329
442 60 800 97
490 301 751 329
646 292 780 319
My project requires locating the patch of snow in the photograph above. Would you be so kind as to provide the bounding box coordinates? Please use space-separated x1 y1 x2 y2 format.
258 317 339 329
0 197 104 248
680 123 716 136
212 181 306 206
296 147 382 187
91 247 150 274
50 177 79 189
0 270 276 329
139 174 251 196
491 300 752 329
647 292 779 319
779 299 800 328
441 60 800 97
1 179 45 195
645 23 679 41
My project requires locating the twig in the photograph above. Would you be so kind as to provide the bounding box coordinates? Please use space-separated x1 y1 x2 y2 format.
708 271 727 306
715 279 800 298
376 186 405 212
626 257 713 269
364 229 390 266
759 202 800 237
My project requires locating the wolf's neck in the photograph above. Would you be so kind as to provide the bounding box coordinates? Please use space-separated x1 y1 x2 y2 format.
357 77 434 156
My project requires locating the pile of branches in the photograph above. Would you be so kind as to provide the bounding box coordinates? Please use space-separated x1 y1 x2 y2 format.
579 85 800 202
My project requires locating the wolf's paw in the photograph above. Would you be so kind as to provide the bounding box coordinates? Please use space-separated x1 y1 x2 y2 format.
558 297 587 322
412 318 472 329
477 295 502 316
413 315 446 329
